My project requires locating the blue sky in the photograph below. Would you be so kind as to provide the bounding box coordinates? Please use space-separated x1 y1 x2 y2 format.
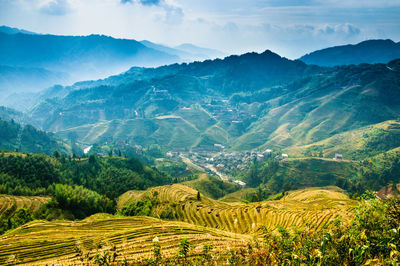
0 0 399 58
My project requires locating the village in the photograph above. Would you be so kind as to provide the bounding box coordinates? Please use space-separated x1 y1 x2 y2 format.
166 144 345 187
166 145 288 186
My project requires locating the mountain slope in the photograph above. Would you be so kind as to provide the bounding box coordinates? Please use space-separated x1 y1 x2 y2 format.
0 65 69 108
285 120 400 160
28 50 313 132
118 183 356 234
0 118 67 154
233 60 400 150
299 39 400 66
0 106 24 122
28 52 400 153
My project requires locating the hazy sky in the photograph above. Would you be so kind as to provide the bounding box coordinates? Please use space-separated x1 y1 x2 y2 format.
1 0 400 58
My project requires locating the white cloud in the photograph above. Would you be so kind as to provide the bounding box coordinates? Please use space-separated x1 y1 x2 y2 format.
39 0 73 16
0 0 398 59
121 0 184 24
121 0 161 6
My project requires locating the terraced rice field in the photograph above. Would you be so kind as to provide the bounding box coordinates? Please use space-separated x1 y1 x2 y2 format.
0 215 250 265
0 195 50 216
119 184 357 234
0 186 357 264
281 186 349 202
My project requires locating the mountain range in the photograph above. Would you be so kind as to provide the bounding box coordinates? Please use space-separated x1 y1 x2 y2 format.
0 26 225 106
23 50 400 158
1 25 400 159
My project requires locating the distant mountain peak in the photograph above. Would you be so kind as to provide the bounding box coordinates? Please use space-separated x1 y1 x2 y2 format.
299 39 400 66
174 43 226 59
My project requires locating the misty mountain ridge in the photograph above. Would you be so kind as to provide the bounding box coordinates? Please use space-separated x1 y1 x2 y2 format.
0 25 226 107
140 40 226 61
174 43 226 59
0 31 178 80
300 39 400 66
0 25 37 35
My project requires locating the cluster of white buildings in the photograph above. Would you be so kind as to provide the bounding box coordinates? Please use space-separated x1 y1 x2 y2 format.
166 147 287 175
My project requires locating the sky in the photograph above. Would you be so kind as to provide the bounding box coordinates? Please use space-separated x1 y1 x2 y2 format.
0 0 399 58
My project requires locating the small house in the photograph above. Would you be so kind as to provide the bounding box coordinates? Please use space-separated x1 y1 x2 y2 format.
334 153 343 160
233 180 246 187
263 149 272 157
275 153 288 161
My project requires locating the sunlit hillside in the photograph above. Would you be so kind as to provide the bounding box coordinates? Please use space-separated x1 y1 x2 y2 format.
118 183 357 234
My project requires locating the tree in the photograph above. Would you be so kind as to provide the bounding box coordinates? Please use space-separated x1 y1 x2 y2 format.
178 237 192 260
148 144 163 158
197 191 201 201
53 151 60 159
152 236 162 263
10 208 33 229
52 184 114 219
245 163 260 187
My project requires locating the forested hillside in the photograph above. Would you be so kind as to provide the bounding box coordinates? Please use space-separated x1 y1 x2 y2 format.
234 149 400 202
0 152 175 219
0 118 66 154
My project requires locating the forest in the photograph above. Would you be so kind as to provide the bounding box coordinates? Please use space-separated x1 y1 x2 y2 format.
0 152 178 227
